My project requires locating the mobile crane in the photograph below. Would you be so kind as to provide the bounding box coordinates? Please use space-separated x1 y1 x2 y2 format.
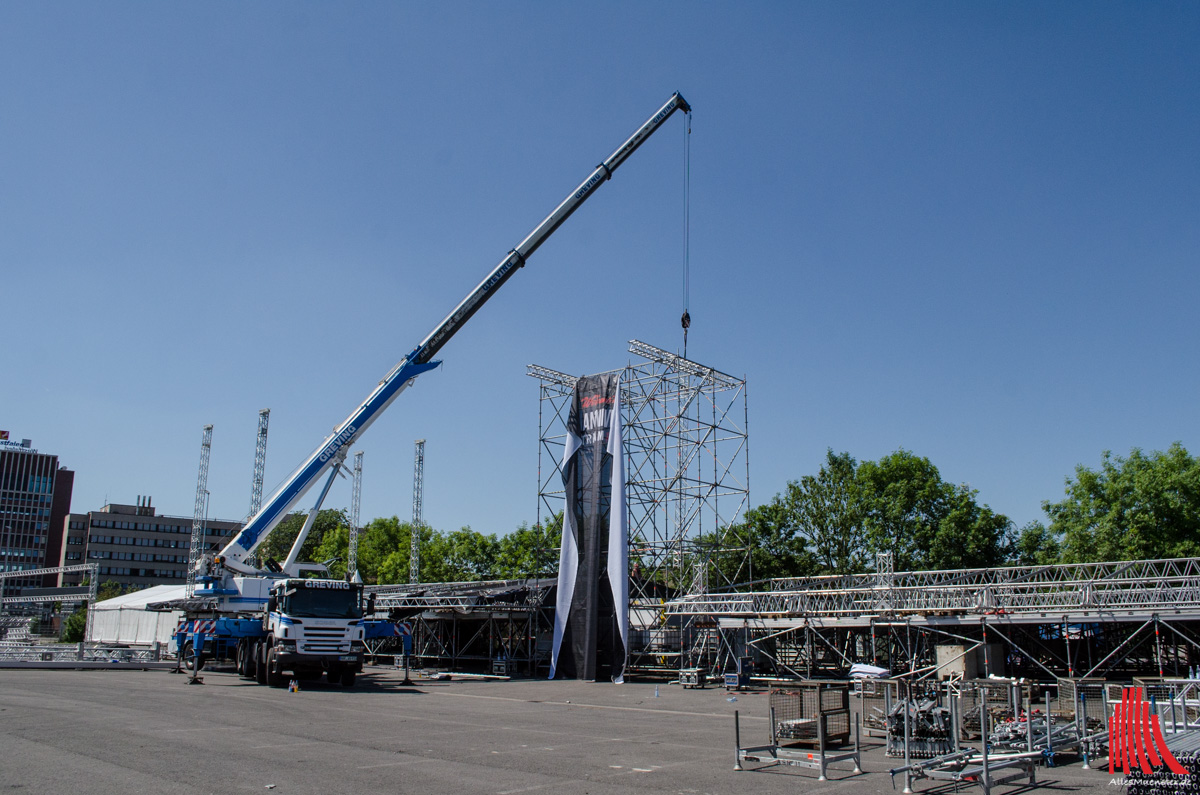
174 92 692 687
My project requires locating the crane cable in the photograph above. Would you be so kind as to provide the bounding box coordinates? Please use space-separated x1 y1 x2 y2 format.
681 110 692 359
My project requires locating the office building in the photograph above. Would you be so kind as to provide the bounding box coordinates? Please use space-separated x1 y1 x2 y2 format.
59 497 242 589
0 437 75 588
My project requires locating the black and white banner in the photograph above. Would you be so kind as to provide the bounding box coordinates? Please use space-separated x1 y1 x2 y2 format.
550 374 628 683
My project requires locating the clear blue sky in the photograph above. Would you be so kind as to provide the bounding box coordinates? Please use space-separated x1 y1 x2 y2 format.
3 3 1197 539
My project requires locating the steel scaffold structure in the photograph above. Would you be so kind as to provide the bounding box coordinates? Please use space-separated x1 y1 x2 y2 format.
185 425 213 599
667 557 1200 622
0 563 99 642
348 451 363 579
247 409 270 519
662 557 1200 680
411 440 425 585
530 339 749 672
366 579 552 674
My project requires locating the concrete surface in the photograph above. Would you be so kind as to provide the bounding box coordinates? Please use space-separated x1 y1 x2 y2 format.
0 666 1111 794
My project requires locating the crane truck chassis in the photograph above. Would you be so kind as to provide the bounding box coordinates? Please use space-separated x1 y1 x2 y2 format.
174 578 384 687
173 92 690 687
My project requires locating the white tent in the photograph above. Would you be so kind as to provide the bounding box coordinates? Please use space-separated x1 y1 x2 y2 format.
88 584 185 646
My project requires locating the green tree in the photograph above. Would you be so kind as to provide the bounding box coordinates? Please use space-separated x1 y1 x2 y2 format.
928 483 1012 570
857 449 1010 571
495 517 563 579
312 524 351 580
358 516 417 584
1049 443 1200 563
61 580 125 642
718 494 817 583
374 523 485 585
1009 521 1061 567
789 450 867 575
255 508 348 568
857 450 947 571
433 527 500 582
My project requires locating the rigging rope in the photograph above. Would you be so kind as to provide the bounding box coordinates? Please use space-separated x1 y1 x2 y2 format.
681 110 692 359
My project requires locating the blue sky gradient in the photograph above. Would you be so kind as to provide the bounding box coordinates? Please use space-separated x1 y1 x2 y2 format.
3 3 1197 539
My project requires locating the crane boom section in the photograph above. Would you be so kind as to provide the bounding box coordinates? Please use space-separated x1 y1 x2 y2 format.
415 92 690 365
218 91 690 573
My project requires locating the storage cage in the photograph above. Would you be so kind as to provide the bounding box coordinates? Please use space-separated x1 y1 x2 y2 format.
769 682 851 746
1133 677 1200 732
1058 677 1107 734
859 678 897 732
955 678 1018 739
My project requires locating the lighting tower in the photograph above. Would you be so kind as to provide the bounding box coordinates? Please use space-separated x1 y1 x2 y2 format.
186 425 214 598
248 408 270 519
348 451 363 581
411 439 425 584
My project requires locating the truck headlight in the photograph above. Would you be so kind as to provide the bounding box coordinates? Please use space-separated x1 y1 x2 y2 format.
351 640 365 651
276 641 296 653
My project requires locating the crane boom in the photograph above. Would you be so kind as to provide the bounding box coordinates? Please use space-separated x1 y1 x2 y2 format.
217 92 691 574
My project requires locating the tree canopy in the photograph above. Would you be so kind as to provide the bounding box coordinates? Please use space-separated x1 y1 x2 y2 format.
255 508 348 569
310 514 563 584
1048 442 1200 563
720 448 1013 580
227 442 1200 589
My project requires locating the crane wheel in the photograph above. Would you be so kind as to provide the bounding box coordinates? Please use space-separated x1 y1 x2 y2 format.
254 641 268 685
236 640 252 678
266 647 286 688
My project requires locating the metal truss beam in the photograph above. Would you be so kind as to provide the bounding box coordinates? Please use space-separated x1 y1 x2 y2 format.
666 557 1200 626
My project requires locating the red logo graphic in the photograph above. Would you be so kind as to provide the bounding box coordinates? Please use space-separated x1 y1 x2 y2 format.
1110 686 1187 776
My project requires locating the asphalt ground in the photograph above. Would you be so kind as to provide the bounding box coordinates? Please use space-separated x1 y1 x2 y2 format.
0 666 1112 795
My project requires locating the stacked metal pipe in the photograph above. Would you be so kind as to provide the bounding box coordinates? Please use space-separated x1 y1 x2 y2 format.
886 697 955 758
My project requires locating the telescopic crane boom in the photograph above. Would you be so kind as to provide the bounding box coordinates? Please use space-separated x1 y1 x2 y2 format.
215 92 691 575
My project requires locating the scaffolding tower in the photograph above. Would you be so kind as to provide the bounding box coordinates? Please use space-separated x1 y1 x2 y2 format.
411 439 425 585
248 408 270 519
348 451 363 580
186 425 213 599
529 340 749 671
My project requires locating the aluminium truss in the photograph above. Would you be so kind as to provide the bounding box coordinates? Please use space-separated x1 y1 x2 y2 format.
530 340 749 606
365 579 553 674
665 557 1200 624
0 563 99 643
663 557 1200 680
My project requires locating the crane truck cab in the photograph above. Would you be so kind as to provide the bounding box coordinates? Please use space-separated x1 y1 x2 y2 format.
249 577 374 687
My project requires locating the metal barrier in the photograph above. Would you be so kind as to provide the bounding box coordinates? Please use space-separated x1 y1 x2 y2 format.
0 642 166 665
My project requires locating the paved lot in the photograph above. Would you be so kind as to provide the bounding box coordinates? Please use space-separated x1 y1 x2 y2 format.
0 666 1109 794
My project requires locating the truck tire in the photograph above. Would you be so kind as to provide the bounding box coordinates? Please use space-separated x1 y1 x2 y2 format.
236 640 252 678
266 647 286 688
254 641 268 685
340 670 356 688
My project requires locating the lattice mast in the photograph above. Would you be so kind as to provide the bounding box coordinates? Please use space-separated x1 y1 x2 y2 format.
248 409 270 519
348 451 363 580
186 424 214 598
411 439 425 584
